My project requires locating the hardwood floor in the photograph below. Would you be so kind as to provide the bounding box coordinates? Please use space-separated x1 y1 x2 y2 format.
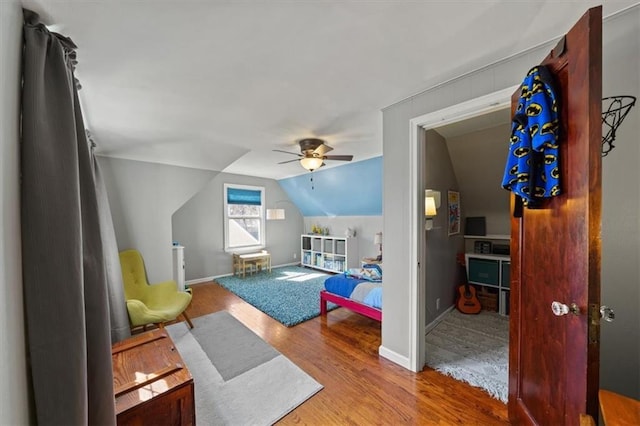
182 281 509 425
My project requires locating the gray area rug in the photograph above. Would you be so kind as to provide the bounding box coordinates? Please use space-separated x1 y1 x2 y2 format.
425 309 509 403
167 311 323 425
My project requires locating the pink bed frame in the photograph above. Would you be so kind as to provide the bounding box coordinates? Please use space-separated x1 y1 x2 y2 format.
320 290 382 322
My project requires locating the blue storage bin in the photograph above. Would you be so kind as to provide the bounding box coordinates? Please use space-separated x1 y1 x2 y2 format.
468 258 499 286
501 262 511 288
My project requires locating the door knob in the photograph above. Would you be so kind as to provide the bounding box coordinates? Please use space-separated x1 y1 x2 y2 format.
600 305 615 322
552 301 580 316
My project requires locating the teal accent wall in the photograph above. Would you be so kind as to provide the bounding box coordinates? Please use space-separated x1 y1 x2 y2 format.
278 156 382 216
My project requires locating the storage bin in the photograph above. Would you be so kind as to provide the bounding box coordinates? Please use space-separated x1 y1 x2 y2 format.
468 258 499 285
501 262 511 288
477 287 498 312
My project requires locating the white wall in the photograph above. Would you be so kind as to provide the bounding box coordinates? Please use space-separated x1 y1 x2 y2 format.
382 57 537 365
303 216 383 261
172 172 305 280
98 157 216 282
0 1 31 423
599 7 640 398
446 123 511 235
382 5 640 399
381 99 415 362
424 130 464 324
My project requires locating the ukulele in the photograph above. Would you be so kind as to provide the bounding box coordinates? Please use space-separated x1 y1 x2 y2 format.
456 282 481 314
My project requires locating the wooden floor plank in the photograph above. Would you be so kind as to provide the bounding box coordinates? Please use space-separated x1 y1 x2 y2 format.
176 281 509 425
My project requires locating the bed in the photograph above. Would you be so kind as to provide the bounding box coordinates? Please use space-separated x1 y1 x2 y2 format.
320 265 382 321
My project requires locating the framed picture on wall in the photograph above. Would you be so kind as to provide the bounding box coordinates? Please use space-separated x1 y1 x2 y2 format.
448 190 460 236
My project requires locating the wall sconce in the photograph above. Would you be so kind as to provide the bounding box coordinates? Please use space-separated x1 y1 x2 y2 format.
266 208 285 220
425 189 441 231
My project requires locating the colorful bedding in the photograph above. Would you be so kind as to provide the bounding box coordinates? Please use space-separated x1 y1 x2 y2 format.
351 282 382 309
323 273 382 310
343 266 382 282
324 275 367 298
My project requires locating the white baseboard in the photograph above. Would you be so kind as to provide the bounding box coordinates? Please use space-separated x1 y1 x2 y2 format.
378 345 411 370
378 306 454 372
276 262 300 268
186 262 304 286
425 305 455 335
186 276 215 285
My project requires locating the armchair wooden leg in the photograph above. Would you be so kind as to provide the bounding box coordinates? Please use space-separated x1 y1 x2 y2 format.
182 311 194 329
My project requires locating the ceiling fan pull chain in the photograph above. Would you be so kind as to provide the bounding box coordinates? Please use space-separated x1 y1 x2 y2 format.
310 173 314 190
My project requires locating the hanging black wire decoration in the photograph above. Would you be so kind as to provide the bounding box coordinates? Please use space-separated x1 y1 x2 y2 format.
602 95 636 157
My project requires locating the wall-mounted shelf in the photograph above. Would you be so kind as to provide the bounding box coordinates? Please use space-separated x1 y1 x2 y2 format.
463 234 510 240
463 234 510 255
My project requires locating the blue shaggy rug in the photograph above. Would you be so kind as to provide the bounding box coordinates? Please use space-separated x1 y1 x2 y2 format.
215 266 337 326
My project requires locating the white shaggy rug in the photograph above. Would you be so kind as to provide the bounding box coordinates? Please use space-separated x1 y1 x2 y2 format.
425 309 509 403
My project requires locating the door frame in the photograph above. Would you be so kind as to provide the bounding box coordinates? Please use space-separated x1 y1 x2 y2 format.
407 84 518 371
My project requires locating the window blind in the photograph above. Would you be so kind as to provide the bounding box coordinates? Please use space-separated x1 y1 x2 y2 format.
227 188 262 205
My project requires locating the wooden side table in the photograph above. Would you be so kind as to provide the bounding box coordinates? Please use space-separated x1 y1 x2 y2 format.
112 329 195 425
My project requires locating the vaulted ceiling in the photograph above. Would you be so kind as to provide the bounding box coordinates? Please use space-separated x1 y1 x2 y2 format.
22 1 636 179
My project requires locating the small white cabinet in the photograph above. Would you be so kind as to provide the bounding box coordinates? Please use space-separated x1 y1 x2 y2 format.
301 235 359 273
172 245 185 292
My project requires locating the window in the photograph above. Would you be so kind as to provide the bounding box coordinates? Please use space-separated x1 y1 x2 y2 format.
223 184 265 251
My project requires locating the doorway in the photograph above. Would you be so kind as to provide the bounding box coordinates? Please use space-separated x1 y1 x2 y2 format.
406 85 518 372
421 107 512 402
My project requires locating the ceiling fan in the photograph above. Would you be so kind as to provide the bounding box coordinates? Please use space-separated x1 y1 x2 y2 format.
273 138 354 171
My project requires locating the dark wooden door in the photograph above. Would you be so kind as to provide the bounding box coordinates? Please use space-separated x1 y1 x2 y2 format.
508 6 602 425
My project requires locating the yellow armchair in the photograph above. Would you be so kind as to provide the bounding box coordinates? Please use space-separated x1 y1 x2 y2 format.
119 249 194 330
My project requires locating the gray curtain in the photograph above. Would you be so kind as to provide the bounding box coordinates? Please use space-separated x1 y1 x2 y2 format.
91 137 131 343
21 10 117 425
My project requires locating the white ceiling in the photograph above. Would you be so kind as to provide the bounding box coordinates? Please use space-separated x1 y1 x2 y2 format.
22 1 637 179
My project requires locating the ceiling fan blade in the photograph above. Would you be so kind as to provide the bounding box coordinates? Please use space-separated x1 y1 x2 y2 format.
273 149 302 157
277 159 301 164
313 143 333 156
324 155 353 161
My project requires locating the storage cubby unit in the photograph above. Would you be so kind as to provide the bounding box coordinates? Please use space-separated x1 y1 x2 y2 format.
301 234 359 273
465 253 511 315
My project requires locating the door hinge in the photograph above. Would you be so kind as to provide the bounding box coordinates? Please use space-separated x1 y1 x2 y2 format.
588 303 599 344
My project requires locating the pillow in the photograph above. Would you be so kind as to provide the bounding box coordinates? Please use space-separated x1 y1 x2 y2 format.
344 267 382 282
363 263 382 275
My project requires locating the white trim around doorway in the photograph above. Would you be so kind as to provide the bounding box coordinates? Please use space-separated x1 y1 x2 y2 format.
406 84 519 372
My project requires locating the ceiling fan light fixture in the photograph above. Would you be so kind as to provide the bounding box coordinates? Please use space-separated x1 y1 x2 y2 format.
300 157 323 171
